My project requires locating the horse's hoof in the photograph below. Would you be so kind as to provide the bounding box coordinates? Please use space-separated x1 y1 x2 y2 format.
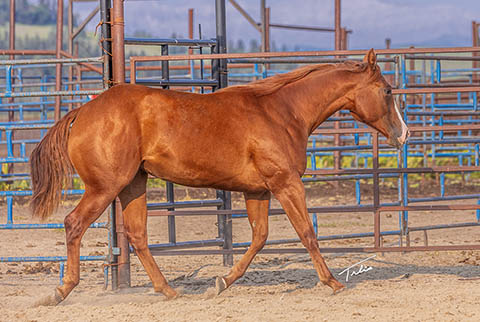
164 288 182 301
215 277 228 296
34 288 64 307
332 282 346 295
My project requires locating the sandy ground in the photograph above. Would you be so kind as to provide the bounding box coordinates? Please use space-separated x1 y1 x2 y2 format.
1 184 480 322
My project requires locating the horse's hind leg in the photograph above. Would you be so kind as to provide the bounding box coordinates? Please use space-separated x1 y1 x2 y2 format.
118 169 177 299
216 191 270 295
271 175 345 293
35 188 116 306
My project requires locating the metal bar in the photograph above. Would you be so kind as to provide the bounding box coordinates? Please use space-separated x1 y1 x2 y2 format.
228 0 261 32
373 133 381 248
216 0 228 89
147 203 480 217
0 57 103 66
60 51 103 74
405 55 480 61
111 0 129 289
149 244 480 256
269 23 336 33
55 0 64 122
135 79 218 87
112 0 125 84
145 239 224 251
393 87 480 94
0 223 107 229
405 83 480 88
227 57 396 64
304 166 480 176
72 5 100 39
261 0 266 52
124 37 216 47
8 0 15 178
0 90 103 98
129 47 480 62
147 199 224 210
265 7 270 53
408 222 480 232
68 0 74 112
312 124 480 134
335 0 341 50
166 182 176 244
0 50 55 56
0 255 106 262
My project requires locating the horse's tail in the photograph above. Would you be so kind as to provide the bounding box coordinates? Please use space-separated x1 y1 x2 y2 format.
30 108 81 220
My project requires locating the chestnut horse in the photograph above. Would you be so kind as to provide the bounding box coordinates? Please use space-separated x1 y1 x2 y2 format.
30 49 408 305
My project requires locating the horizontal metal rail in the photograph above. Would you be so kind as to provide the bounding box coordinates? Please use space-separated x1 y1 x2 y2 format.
227 57 396 64
135 79 218 87
0 89 103 98
0 255 106 263
0 56 103 66
147 199 224 210
129 47 480 63
405 55 480 61
0 222 107 230
125 37 217 47
149 244 480 256
147 204 480 217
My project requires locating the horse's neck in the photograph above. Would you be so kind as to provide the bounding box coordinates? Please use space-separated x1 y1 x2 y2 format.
278 70 359 135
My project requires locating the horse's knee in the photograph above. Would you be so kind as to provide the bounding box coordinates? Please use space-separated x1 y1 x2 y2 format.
300 232 318 251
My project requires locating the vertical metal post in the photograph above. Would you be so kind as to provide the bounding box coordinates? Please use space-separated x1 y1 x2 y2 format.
215 0 232 266
216 0 228 89
55 0 64 122
8 0 15 180
264 7 270 52
112 0 125 84
188 8 195 91
333 0 342 178
100 0 113 89
260 0 266 52
472 21 479 83
159 45 176 244
68 0 74 111
334 0 341 50
188 8 194 55
8 0 15 122
100 0 117 290
340 27 347 50
114 198 130 288
385 38 393 85
372 132 380 249
111 0 130 289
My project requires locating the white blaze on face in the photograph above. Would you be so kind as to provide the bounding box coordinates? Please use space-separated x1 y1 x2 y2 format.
394 100 409 145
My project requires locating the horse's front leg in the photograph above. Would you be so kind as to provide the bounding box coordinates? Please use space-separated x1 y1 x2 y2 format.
269 174 345 293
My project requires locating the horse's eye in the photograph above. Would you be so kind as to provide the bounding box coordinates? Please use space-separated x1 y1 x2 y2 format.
384 88 392 95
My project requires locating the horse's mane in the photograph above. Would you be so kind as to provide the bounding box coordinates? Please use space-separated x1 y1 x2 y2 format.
220 60 370 97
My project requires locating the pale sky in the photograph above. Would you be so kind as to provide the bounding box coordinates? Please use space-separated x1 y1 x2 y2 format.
70 0 479 50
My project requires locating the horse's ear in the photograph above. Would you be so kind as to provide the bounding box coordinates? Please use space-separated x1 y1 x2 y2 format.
363 48 377 67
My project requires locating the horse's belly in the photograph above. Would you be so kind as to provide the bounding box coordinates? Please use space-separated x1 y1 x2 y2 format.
142 155 267 193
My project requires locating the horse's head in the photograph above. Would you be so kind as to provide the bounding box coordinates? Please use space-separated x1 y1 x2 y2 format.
348 49 409 149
